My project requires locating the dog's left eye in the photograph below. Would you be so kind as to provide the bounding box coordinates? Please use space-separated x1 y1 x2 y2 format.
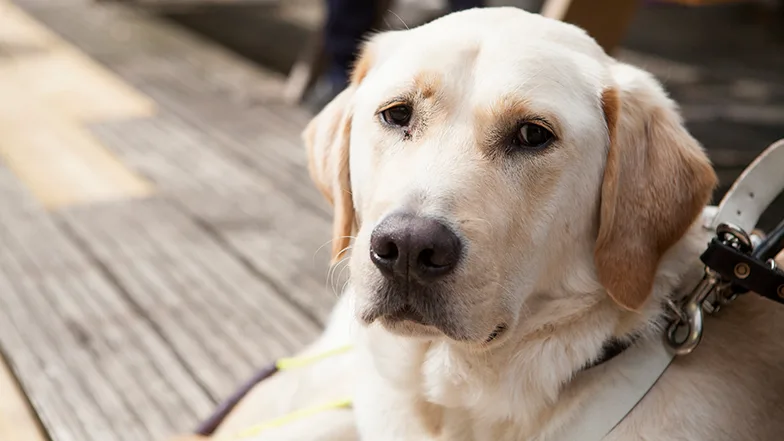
515 123 554 149
381 105 412 127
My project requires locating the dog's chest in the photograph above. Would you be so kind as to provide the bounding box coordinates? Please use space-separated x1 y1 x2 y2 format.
420 344 548 440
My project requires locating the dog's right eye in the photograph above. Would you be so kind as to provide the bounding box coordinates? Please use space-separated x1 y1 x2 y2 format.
515 123 554 149
381 105 412 126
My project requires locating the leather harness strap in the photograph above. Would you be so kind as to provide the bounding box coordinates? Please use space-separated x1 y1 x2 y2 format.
708 139 784 234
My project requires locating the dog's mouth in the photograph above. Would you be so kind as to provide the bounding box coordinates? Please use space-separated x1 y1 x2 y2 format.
359 283 509 344
385 304 427 324
371 305 509 344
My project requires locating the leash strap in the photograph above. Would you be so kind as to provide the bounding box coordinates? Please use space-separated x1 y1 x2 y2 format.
195 345 353 437
275 344 353 370
553 139 784 441
195 364 280 436
227 398 353 440
700 237 784 304
209 345 354 440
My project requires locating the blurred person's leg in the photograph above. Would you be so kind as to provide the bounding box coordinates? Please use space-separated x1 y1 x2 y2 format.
305 0 384 112
324 0 379 89
322 0 485 85
306 0 485 113
449 0 483 11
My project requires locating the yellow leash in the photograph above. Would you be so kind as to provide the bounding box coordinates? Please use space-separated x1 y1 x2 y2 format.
223 344 354 440
231 398 353 439
274 344 353 370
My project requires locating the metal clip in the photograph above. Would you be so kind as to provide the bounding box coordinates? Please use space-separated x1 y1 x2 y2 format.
665 267 721 356
703 279 734 315
665 223 754 356
716 223 753 253
703 223 753 313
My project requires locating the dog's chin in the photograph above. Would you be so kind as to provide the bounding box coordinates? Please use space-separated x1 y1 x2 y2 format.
355 282 511 345
369 312 510 347
378 317 443 339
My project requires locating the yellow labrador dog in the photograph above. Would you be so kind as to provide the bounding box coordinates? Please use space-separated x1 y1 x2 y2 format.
173 7 784 441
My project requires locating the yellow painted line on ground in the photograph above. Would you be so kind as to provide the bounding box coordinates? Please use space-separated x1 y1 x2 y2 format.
0 0 154 209
0 357 48 441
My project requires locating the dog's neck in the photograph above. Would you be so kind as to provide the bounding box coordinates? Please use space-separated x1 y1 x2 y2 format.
412 220 710 439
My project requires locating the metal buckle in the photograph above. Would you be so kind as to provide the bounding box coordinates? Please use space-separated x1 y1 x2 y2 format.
664 223 751 356
664 267 721 356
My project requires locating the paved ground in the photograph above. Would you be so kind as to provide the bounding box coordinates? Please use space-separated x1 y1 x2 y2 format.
0 1 782 441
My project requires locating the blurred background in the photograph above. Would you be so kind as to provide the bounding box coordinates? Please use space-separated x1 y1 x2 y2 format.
0 0 782 440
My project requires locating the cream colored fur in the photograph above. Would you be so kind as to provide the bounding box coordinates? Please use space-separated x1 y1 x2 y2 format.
168 7 784 441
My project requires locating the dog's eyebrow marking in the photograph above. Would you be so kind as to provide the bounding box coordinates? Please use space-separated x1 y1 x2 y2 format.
484 96 559 133
474 96 561 159
414 71 442 99
376 93 415 114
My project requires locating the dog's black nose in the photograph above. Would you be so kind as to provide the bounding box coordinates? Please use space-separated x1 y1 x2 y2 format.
370 213 462 282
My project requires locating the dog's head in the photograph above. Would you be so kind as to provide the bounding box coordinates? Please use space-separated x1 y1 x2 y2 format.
304 8 716 346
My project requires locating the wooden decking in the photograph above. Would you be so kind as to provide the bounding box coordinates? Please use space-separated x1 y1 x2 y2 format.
1 1 783 441
0 1 335 440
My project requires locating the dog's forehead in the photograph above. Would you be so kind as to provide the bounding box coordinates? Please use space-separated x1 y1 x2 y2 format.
363 9 609 109
415 7 606 55
378 8 605 65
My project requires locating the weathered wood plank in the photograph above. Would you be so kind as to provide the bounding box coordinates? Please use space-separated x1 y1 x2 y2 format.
196 189 339 323
89 116 269 194
1 4 338 440
60 197 324 393
15 0 326 217
0 165 215 441
0 0 154 209
17 1 287 104
87 114 339 320
17 0 339 321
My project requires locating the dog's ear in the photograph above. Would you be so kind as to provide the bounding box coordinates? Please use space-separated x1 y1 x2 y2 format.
303 87 356 263
302 42 376 263
595 64 717 311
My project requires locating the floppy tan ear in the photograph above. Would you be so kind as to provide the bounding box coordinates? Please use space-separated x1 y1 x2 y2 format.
303 87 356 263
595 64 718 311
302 46 375 263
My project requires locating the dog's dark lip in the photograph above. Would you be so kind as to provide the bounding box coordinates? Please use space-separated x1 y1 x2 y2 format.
386 304 427 324
360 303 431 327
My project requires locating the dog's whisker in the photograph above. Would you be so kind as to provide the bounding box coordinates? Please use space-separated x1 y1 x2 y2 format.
328 255 352 297
327 258 344 292
313 236 357 266
326 254 348 295
336 261 352 290
313 238 337 265
331 262 350 297
387 9 409 30
341 278 351 293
